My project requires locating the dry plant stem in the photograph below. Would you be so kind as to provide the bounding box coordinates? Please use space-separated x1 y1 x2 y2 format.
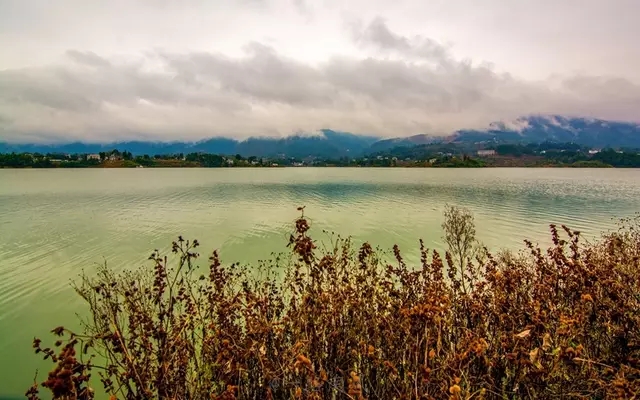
28 209 640 400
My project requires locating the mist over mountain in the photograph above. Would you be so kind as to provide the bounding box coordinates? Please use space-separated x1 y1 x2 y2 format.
451 116 640 148
2 116 640 158
0 130 380 159
368 116 640 153
367 134 449 153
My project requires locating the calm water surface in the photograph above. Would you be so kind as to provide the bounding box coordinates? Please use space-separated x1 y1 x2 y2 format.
1 168 639 397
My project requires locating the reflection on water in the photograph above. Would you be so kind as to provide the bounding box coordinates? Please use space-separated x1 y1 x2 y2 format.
1 168 639 396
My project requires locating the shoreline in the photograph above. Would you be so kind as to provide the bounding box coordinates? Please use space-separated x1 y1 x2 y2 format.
0 164 623 169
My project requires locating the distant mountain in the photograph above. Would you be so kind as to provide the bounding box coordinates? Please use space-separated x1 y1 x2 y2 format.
367 134 448 153
233 130 379 158
450 115 640 148
0 141 195 156
369 116 640 152
2 116 639 157
0 130 379 158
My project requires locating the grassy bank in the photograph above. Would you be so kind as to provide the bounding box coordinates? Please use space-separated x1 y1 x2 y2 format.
27 207 640 399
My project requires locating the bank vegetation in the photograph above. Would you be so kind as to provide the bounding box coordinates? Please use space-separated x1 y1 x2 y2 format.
27 206 640 399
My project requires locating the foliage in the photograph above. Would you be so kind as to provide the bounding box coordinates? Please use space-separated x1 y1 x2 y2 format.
0 153 52 167
26 209 640 399
441 205 478 294
592 149 640 167
184 153 228 167
484 143 640 167
0 152 103 168
371 143 466 161
4 141 640 168
569 160 613 168
432 156 485 168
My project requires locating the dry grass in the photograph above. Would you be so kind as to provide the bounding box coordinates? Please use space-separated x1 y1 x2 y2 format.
26 207 640 399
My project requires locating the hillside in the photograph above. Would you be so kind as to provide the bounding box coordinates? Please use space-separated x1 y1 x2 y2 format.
2 115 639 158
369 116 640 153
452 115 640 148
0 130 379 159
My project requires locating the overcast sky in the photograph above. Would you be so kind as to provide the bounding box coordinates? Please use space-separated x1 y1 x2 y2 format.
1 0 639 143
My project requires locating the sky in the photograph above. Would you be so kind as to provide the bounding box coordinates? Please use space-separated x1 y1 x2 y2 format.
1 0 639 143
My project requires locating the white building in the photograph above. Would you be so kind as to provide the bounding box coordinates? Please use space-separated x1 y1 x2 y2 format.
87 154 101 161
477 149 496 157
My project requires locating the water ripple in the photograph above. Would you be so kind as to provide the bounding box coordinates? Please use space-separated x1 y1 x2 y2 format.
1 168 640 396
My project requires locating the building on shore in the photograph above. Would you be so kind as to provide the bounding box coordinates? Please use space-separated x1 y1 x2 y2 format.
477 149 496 157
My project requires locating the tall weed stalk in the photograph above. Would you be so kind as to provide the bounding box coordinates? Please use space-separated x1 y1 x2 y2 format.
27 208 640 399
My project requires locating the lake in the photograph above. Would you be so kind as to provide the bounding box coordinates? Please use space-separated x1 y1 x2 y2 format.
1 167 639 397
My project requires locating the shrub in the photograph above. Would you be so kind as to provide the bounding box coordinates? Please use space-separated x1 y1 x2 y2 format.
27 209 640 399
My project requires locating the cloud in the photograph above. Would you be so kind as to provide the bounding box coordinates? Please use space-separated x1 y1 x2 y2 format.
1 17 639 143
291 0 313 19
351 17 451 65
65 50 112 68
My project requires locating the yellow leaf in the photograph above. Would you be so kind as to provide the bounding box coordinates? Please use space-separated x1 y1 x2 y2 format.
515 329 531 339
542 333 552 351
529 347 539 364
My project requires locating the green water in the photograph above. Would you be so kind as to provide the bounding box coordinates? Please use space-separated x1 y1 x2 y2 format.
1 167 639 397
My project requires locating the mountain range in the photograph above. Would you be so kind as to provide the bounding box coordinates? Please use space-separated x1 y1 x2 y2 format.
2 116 640 158
0 130 380 159
370 115 640 152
